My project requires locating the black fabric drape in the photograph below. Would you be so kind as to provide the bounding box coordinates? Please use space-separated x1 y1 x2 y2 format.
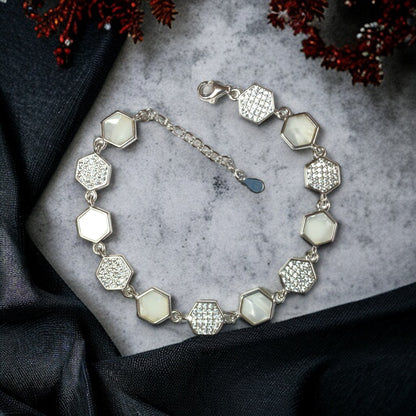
0 3 415 416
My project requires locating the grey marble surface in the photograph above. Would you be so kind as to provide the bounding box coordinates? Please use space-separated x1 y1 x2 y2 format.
27 0 416 355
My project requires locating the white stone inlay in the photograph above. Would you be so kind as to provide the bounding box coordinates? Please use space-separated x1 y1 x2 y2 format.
96 255 133 290
137 287 171 324
76 207 112 243
101 111 136 148
281 113 319 150
301 211 337 246
239 288 274 326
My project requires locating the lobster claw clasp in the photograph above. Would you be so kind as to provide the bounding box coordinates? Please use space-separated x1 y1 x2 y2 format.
197 81 229 104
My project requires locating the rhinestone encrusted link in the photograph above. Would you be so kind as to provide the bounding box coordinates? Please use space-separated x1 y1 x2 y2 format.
75 153 111 191
279 258 317 294
187 300 224 335
305 157 341 194
238 84 275 124
96 254 134 290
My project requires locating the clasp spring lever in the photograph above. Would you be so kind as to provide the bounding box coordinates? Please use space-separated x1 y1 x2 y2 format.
197 81 229 104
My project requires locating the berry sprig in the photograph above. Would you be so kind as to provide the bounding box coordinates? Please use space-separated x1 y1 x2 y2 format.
23 0 415 85
23 0 177 65
269 0 416 85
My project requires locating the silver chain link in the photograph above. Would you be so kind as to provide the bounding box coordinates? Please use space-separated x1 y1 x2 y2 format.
85 190 97 206
273 289 288 304
317 193 331 211
224 311 240 324
92 242 107 257
170 310 187 323
134 108 247 182
122 283 140 299
274 106 292 120
305 246 319 263
312 145 327 159
227 87 242 101
93 137 107 154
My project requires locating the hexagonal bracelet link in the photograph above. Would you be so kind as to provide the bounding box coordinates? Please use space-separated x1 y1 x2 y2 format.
74 80 341 335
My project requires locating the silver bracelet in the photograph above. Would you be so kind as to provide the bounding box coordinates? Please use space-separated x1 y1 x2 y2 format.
75 80 341 335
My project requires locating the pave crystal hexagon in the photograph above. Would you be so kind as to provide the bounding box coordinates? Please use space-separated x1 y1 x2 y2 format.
239 288 274 326
187 300 224 335
137 287 171 324
238 84 275 124
281 113 319 150
300 211 337 246
305 157 341 194
75 153 111 191
101 111 136 148
76 207 112 243
279 258 317 293
96 255 133 290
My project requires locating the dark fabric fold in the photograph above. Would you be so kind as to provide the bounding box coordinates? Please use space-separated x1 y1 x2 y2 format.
91 283 416 415
0 3 127 415
0 3 415 416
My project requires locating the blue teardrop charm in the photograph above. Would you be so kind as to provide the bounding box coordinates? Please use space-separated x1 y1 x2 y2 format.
243 178 265 193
